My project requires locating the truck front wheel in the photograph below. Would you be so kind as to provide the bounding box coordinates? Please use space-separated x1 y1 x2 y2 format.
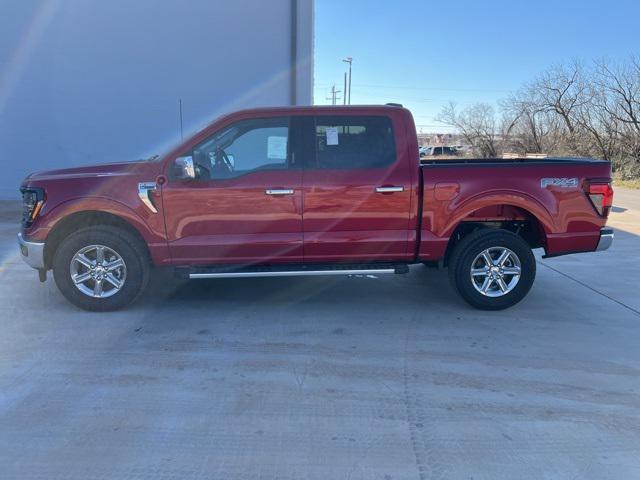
52 226 150 311
448 229 536 310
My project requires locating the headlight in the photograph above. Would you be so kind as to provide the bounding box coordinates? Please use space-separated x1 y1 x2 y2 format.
20 187 45 227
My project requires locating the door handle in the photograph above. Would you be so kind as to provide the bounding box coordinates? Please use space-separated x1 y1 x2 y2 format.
265 189 295 196
375 186 404 193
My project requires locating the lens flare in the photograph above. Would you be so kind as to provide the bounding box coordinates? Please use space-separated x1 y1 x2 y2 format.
0 0 62 114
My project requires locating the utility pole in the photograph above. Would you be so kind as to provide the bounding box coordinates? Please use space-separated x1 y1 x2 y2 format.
326 85 341 105
342 57 353 104
343 72 347 105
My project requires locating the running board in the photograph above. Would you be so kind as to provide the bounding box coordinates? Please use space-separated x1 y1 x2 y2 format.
181 264 410 280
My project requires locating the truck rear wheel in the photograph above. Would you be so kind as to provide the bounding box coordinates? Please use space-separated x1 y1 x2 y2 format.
448 229 536 310
52 226 149 311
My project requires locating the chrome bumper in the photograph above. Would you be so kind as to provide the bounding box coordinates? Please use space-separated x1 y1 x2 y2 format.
18 233 45 270
596 228 614 252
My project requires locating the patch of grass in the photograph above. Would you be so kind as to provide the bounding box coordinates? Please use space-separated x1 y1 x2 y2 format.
614 178 640 189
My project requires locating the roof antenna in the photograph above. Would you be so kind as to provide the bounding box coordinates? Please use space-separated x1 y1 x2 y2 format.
179 99 184 140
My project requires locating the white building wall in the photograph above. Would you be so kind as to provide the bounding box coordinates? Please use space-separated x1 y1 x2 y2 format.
0 0 314 198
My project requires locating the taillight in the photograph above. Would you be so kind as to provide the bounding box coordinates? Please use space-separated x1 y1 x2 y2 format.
585 182 613 217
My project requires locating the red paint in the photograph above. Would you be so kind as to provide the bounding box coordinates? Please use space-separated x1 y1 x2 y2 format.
20 105 612 268
301 109 414 262
434 182 460 201
162 169 304 265
419 161 611 258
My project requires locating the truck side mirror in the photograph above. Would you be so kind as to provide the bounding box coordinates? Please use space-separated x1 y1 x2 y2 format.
175 156 196 180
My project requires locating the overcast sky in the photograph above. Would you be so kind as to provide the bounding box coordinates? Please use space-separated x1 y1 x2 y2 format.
314 0 640 132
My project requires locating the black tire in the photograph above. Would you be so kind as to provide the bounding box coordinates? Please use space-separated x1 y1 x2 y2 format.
448 229 536 310
52 226 150 312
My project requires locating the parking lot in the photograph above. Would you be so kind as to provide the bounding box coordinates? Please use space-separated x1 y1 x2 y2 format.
1 188 639 479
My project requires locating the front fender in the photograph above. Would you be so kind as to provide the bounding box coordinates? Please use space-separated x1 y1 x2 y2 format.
27 196 170 266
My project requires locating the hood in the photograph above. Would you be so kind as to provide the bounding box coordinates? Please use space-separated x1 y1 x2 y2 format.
25 159 158 182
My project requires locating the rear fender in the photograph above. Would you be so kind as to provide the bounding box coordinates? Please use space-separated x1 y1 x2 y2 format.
420 190 554 261
441 191 556 238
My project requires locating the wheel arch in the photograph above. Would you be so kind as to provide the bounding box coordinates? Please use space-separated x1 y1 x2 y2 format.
43 210 151 270
440 194 553 266
443 192 555 236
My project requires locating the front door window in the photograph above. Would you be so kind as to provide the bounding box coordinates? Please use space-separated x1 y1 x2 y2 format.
192 117 290 180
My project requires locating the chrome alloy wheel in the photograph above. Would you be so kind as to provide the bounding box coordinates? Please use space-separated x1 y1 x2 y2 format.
70 245 127 298
470 247 521 297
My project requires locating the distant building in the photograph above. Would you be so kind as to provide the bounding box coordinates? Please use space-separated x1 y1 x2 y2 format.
0 0 314 198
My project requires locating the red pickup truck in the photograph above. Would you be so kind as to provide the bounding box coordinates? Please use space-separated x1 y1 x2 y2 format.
18 105 614 312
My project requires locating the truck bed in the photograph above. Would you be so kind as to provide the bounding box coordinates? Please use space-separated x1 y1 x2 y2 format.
417 157 612 261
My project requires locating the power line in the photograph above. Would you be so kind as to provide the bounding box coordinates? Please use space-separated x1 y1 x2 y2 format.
316 83 512 94
357 83 511 93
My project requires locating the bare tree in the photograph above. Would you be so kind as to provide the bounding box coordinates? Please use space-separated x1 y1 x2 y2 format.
500 92 562 154
594 58 640 133
592 58 640 176
526 61 589 136
438 55 640 178
436 102 501 157
573 79 620 162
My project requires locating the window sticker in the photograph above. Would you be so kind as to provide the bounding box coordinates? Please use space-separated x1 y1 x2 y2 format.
267 136 288 159
326 127 339 146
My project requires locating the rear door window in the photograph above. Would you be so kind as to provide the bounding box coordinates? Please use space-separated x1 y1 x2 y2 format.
311 116 396 169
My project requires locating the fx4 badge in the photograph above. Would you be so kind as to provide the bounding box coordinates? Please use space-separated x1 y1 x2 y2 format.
541 177 578 188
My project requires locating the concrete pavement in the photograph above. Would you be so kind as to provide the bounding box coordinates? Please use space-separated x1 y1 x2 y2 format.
1 189 639 479
539 187 640 314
